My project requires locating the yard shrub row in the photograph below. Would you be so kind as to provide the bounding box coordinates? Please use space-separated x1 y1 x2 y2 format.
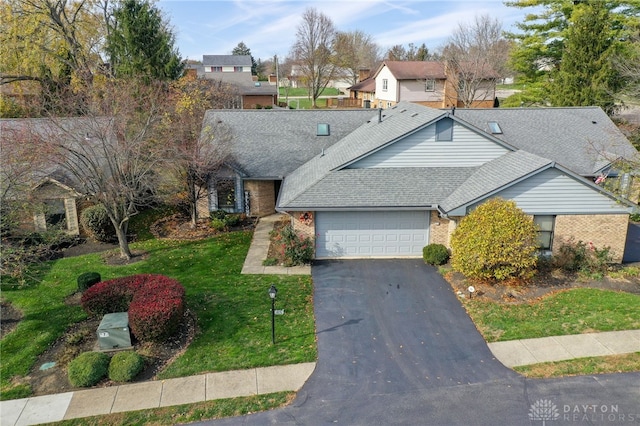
81 274 185 342
67 352 110 387
68 351 144 387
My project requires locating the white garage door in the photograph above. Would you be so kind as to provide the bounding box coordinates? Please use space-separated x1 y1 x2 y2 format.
315 211 430 258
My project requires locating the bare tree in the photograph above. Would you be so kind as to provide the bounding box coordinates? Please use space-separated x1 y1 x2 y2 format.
162 76 235 226
441 14 510 108
290 7 337 108
333 30 381 86
43 79 169 259
0 123 51 232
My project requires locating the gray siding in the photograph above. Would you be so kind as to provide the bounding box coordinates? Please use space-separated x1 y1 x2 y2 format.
470 168 630 214
348 122 508 168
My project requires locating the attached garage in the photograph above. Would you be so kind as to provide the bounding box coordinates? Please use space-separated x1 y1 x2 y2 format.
315 211 430 258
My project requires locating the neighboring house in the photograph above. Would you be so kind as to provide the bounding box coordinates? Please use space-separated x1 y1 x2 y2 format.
348 77 376 108
362 61 496 110
0 118 97 235
186 55 278 108
208 102 637 263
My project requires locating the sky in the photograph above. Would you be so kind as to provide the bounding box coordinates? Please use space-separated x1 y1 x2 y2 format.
157 0 530 63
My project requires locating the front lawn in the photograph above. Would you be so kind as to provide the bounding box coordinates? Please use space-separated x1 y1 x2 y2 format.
462 288 640 342
0 232 316 400
514 352 640 378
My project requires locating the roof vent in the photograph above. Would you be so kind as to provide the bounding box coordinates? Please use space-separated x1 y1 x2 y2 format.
317 123 330 136
487 121 503 134
254 82 261 87
411 113 418 117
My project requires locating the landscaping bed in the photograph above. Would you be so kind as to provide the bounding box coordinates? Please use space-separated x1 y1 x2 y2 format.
1 214 316 401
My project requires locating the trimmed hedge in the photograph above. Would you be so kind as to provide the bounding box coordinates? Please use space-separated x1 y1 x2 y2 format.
423 244 450 266
108 351 144 382
68 352 110 387
77 272 102 292
80 204 116 242
81 274 185 342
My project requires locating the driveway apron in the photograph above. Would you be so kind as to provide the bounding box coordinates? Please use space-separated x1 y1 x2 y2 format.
307 259 515 397
202 260 640 425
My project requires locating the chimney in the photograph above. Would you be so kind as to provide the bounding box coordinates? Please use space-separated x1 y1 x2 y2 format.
378 108 383 123
358 68 371 82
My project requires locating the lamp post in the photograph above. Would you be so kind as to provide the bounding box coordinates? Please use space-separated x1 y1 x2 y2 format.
268 285 277 344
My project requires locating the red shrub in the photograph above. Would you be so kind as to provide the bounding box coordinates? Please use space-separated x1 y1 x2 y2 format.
80 274 185 342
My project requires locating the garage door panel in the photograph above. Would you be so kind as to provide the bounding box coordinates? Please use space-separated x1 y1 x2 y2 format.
316 211 430 258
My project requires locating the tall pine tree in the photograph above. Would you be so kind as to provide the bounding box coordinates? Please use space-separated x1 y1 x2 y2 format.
106 0 183 80
549 1 620 114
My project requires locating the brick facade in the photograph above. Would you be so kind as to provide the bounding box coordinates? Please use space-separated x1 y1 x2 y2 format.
243 95 276 109
553 214 628 263
290 211 315 240
428 211 451 246
245 180 276 217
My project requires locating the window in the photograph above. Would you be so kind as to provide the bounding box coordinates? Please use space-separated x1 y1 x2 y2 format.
382 79 388 91
534 215 555 250
317 123 330 136
217 179 236 212
234 66 243 72
211 66 222 72
435 118 453 141
425 79 435 92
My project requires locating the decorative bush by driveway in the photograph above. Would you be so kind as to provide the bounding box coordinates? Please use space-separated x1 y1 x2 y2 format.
81 274 185 342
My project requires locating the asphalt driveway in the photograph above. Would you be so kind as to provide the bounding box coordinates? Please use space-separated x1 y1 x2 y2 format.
203 260 640 425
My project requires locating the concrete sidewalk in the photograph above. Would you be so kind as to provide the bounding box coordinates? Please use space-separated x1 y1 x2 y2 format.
1 363 316 426
241 214 311 275
488 329 640 367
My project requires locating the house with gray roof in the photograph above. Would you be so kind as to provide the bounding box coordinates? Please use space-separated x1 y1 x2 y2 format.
208 102 637 262
186 55 278 108
1 117 108 235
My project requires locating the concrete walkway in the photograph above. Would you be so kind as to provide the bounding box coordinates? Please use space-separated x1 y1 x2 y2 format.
241 214 311 275
1 363 316 426
488 329 640 367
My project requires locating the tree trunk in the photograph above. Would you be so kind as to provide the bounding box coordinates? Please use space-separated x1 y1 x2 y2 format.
187 173 198 228
114 222 132 260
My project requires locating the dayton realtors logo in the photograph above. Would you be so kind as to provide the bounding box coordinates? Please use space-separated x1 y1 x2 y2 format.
529 399 638 424
529 399 560 425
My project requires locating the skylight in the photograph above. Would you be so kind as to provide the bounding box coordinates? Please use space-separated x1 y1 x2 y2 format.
317 123 330 136
487 121 503 134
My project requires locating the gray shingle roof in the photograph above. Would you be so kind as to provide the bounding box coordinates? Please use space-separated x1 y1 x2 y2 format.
278 103 446 207
440 150 553 213
280 167 476 209
1 117 114 192
203 109 378 178
202 55 252 67
453 107 637 176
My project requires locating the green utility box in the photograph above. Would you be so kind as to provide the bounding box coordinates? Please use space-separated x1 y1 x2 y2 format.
97 312 132 350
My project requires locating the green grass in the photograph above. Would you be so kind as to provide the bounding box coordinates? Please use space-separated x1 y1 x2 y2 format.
46 392 293 425
514 352 640 378
0 232 316 399
286 98 327 109
463 288 640 342
279 87 339 97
